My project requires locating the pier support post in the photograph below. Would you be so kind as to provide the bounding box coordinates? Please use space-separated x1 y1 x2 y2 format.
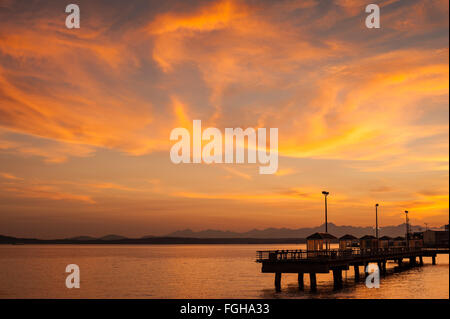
275 273 281 292
298 273 304 291
398 258 403 267
309 273 317 292
409 257 416 266
364 263 369 277
333 269 343 289
354 265 360 282
419 256 423 266
432 256 436 265
382 261 387 275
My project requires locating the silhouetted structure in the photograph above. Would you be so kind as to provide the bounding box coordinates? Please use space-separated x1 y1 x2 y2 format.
379 235 392 249
407 232 424 248
359 235 378 250
392 236 406 247
423 229 449 248
339 234 358 250
306 232 336 251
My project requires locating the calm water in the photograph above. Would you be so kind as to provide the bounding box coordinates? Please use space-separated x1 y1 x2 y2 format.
0 244 448 299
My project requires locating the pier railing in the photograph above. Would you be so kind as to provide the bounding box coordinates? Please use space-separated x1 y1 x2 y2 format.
256 247 423 262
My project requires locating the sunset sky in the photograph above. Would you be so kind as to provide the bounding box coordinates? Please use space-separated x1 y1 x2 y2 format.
0 0 448 238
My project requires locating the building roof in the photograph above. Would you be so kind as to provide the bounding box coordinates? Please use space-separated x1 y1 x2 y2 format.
408 233 423 239
339 234 357 240
424 230 448 234
306 232 337 240
379 235 392 240
360 235 377 240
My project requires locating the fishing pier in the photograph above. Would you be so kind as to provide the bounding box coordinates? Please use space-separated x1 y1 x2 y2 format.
256 246 449 292
256 195 449 292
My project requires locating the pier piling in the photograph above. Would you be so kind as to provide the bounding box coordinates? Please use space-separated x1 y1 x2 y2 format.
354 265 360 281
298 273 304 290
332 269 343 289
432 256 436 265
309 273 317 292
275 272 281 292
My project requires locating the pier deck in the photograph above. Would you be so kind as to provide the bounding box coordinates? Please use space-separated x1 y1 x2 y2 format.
256 247 449 291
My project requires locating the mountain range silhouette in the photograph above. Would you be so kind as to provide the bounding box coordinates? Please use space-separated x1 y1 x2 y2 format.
1 223 445 244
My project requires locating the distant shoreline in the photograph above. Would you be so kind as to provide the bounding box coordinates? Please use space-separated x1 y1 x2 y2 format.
2 223 443 245
0 235 308 245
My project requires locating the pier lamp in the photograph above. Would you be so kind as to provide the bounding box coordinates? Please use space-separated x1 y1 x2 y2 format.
375 204 379 240
405 210 409 248
322 191 329 233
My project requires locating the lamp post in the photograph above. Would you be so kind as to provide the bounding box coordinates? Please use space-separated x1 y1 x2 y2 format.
405 210 409 248
322 191 329 233
375 203 379 240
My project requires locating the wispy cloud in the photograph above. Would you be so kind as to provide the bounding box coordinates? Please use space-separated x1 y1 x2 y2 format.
0 171 22 180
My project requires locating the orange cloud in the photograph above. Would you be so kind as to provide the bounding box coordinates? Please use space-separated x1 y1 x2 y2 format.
1 185 95 204
0 172 22 180
148 0 248 35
